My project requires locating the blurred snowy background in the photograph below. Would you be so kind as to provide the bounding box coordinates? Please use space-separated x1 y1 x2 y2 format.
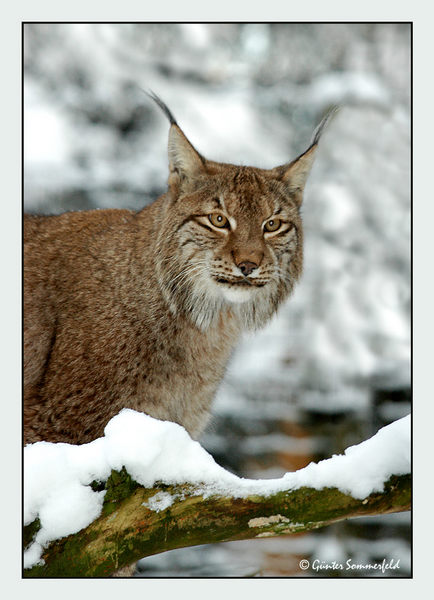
24 23 411 577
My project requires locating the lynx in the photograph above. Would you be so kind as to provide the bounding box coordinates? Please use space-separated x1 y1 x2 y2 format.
24 93 334 445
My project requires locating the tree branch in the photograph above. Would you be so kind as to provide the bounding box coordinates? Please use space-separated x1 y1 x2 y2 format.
23 468 411 577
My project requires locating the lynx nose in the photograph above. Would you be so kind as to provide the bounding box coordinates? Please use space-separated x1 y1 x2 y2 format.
237 261 258 277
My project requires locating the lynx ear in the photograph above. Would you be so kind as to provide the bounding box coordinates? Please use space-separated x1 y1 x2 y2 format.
278 144 318 193
272 107 338 200
168 124 206 180
145 90 205 183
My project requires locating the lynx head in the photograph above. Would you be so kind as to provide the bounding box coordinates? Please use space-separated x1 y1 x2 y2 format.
149 93 336 330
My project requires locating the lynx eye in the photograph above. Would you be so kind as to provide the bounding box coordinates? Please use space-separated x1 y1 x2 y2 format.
264 218 282 232
208 213 229 229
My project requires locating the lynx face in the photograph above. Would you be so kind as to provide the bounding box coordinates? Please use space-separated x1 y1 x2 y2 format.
155 162 307 330
156 168 301 330
151 93 333 330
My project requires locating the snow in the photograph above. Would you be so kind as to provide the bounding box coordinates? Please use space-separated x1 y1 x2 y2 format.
24 408 410 569
143 491 175 513
278 415 410 499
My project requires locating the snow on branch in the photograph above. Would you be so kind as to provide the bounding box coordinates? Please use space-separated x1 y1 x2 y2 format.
23 410 411 577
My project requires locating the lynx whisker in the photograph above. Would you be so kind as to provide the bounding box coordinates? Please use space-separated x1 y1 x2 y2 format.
170 261 209 284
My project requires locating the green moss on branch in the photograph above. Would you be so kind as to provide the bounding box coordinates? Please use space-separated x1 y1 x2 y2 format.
23 472 411 577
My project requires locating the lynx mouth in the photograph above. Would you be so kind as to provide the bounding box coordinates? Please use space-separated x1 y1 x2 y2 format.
214 277 266 288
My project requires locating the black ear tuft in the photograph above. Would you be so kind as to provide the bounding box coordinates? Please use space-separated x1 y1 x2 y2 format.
309 105 340 148
144 89 178 126
270 106 339 199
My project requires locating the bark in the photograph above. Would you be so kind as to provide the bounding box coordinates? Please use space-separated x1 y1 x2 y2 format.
23 468 411 577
